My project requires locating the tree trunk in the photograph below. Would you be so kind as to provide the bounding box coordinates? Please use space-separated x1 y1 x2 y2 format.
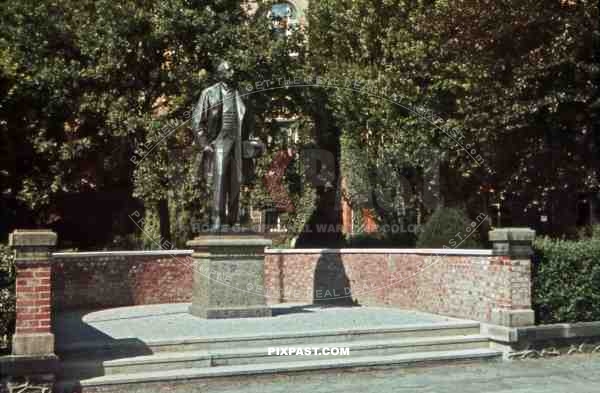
158 198 171 244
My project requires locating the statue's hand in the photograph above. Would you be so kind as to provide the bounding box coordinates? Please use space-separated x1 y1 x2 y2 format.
194 130 208 148
203 144 214 153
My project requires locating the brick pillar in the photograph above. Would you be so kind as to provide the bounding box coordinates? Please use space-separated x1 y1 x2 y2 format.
9 229 57 355
489 227 536 327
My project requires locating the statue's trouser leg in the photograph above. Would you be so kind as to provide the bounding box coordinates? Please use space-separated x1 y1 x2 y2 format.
213 139 234 229
226 154 241 226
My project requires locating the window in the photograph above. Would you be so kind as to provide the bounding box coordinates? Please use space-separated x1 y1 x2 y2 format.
270 2 298 36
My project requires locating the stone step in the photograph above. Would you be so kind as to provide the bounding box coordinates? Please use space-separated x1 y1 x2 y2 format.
60 334 491 378
57 321 481 359
55 348 502 393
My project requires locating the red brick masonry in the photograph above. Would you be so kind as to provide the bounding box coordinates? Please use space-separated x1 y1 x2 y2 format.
264 249 532 323
50 249 532 323
15 262 52 334
52 251 193 310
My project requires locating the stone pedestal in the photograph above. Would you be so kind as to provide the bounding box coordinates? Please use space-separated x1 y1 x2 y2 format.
186 234 272 319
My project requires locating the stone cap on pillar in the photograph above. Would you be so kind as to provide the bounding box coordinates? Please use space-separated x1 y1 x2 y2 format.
187 234 272 257
9 229 58 247
489 227 535 258
187 235 272 247
9 229 57 264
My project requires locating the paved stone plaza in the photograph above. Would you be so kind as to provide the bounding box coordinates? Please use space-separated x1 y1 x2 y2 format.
49 304 600 393
54 303 459 348
211 355 600 393
49 303 600 393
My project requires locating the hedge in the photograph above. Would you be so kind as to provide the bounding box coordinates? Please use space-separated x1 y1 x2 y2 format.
0 243 15 352
532 235 600 324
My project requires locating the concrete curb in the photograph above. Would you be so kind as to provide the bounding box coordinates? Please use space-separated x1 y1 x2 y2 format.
483 321 600 352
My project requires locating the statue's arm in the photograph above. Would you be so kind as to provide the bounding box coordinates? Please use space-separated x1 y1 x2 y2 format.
191 92 209 148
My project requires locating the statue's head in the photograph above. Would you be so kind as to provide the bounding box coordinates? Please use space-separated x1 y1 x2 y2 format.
216 60 234 80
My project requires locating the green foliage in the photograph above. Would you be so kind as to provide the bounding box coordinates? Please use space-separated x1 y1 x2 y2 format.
341 130 420 246
339 132 370 209
351 208 365 235
278 161 317 243
1 0 598 247
577 224 600 240
340 123 423 238
0 0 308 246
0 244 15 350
249 121 318 246
132 118 206 247
140 208 162 250
129 1 310 245
0 0 167 216
533 236 600 324
307 0 600 234
344 232 415 248
108 234 145 251
416 207 481 248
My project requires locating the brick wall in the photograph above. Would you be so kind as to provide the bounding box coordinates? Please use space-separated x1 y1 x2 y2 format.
264 249 532 323
14 262 52 334
52 251 193 310
49 248 532 324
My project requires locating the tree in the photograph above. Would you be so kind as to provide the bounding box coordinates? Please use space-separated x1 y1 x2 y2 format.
306 0 599 236
1 0 167 246
0 0 309 247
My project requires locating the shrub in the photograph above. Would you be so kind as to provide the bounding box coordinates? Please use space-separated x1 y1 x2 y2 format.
108 234 146 250
416 207 482 249
344 232 416 248
532 236 600 324
0 243 15 351
577 224 600 240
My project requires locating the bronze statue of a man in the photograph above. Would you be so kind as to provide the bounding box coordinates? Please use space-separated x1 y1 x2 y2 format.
191 61 245 231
